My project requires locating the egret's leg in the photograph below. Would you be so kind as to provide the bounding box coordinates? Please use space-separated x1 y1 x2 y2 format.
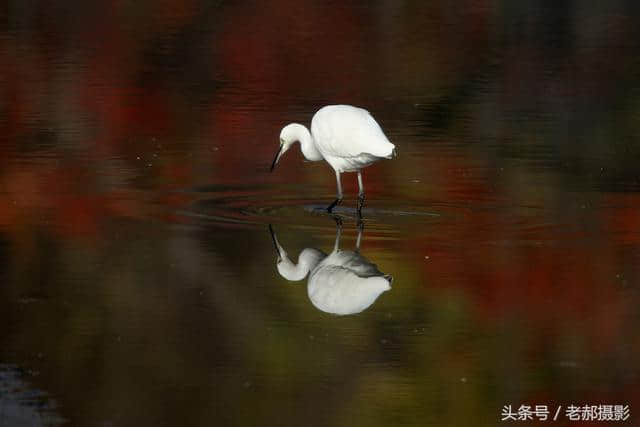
332 213 343 228
355 220 364 252
357 170 365 217
327 171 343 213
333 219 343 252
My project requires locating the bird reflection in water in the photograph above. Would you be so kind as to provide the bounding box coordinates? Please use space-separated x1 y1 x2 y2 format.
269 220 392 315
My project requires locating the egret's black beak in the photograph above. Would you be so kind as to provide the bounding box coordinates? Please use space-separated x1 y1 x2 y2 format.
270 145 283 172
268 224 282 261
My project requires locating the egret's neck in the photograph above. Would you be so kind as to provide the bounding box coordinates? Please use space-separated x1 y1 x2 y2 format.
277 248 324 281
287 123 323 161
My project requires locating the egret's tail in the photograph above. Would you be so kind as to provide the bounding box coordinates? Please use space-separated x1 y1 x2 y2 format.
386 148 397 160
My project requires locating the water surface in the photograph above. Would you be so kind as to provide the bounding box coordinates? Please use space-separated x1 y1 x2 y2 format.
1 1 639 426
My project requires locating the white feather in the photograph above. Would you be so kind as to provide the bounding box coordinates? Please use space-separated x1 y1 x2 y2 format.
311 105 395 171
272 226 392 316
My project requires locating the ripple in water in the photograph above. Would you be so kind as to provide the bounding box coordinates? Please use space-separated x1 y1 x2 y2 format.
177 184 443 234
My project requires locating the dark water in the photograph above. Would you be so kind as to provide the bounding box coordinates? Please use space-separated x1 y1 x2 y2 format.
1 1 640 426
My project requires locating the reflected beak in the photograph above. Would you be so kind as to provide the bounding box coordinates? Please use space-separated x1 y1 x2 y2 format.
270 145 283 172
268 224 282 261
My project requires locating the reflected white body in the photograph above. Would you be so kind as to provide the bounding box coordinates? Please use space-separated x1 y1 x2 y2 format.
271 225 392 315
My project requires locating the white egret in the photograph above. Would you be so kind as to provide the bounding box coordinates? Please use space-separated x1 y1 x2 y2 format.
270 105 397 216
269 223 392 315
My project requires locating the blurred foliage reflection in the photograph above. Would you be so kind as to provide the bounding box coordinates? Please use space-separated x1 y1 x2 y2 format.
1 1 639 426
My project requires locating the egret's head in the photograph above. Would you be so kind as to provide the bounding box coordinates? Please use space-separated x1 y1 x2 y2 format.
269 224 298 279
270 124 299 172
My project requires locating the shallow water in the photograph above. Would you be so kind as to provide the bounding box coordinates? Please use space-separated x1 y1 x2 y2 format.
1 1 640 426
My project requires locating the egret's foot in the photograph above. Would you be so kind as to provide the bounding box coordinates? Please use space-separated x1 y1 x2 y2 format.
357 194 366 217
327 198 342 213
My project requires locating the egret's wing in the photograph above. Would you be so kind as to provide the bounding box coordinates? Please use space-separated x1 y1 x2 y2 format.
343 257 384 278
308 264 391 315
301 247 327 261
322 251 385 278
312 106 394 159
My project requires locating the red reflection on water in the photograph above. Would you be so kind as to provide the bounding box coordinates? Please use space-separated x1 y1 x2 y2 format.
0 2 639 424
